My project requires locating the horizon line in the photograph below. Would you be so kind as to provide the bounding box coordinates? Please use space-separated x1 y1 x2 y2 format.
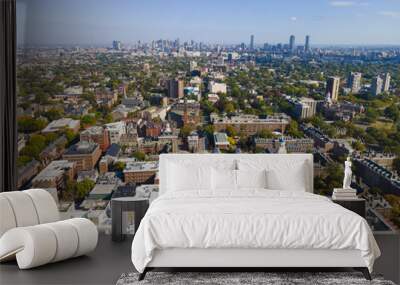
17 42 400 48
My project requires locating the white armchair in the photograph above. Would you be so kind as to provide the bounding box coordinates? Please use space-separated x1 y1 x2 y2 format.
0 189 98 269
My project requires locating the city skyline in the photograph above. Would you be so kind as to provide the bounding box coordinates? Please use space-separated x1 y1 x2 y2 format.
17 0 400 46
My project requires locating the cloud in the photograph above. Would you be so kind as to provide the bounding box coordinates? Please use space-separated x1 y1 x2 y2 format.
378 11 400 18
330 1 356 7
290 16 297 21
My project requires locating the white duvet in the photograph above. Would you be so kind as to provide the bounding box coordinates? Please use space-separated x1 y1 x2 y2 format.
131 190 380 273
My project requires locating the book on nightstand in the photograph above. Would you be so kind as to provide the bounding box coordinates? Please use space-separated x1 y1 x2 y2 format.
332 188 357 200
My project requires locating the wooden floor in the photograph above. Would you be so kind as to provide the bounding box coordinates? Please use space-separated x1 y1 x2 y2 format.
0 234 134 285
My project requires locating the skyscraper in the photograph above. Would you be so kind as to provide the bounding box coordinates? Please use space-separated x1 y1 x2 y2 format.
289 35 296 52
347 72 362 94
326 76 340 103
112 40 122 50
371 76 383 96
168 79 184 98
305 35 310 52
383 73 391 92
250 35 255 51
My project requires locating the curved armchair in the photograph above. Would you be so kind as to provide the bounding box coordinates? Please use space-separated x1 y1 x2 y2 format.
0 189 98 269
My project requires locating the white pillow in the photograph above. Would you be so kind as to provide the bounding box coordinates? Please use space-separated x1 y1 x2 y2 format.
212 168 237 191
238 158 309 192
236 169 267 189
265 163 307 191
167 162 212 192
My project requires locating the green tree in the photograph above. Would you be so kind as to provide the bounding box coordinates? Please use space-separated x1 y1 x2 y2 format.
227 136 236 146
225 125 238 137
384 104 400 121
352 140 366 152
179 125 194 138
18 117 47 133
34 91 49 104
104 114 114 124
75 179 95 200
364 108 379 123
81 114 97 126
314 176 328 195
62 177 76 201
42 109 63 121
223 102 235 114
62 128 77 143
286 120 303 138
113 161 126 172
20 134 47 160
325 163 344 191
44 132 58 144
133 151 146 161
17 155 32 167
256 129 273 138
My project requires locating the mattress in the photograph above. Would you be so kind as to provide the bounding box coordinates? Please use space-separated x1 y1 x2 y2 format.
131 190 380 273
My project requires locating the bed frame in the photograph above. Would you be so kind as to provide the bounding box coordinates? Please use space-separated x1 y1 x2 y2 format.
138 154 372 281
138 248 371 280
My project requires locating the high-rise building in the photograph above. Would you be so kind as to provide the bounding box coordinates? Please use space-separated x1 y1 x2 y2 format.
347 72 362 94
227 53 233 63
371 76 383 96
189 61 197 72
112 40 122 50
287 97 317 119
175 38 180 49
383 73 391 92
326 76 340 103
250 35 255 51
305 35 310 52
289 35 296 52
168 79 184 98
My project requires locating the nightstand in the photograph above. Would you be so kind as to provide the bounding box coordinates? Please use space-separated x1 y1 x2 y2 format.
111 197 149 242
332 198 366 218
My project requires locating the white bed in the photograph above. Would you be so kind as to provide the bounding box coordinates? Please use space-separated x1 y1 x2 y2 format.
131 154 380 280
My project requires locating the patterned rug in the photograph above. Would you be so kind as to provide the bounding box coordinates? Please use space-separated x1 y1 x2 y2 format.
116 271 396 285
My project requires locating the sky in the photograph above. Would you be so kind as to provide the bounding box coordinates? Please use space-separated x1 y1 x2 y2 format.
16 0 400 46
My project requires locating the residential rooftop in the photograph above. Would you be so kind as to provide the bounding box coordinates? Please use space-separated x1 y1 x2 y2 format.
32 160 74 181
64 141 99 155
123 161 159 173
42 118 80 133
211 113 290 125
88 184 116 199
81 126 104 136
105 143 121 157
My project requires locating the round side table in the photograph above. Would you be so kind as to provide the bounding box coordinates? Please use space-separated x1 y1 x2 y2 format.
111 197 149 242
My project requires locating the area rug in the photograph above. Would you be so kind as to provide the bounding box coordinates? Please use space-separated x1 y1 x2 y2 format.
116 271 396 285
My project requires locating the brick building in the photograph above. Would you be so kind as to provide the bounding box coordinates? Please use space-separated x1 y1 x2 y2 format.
212 113 290 136
32 160 75 190
254 137 314 153
80 126 110 152
63 142 102 172
123 161 158 184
